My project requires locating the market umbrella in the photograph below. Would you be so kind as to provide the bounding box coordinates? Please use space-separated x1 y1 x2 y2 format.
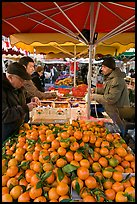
2 2 135 118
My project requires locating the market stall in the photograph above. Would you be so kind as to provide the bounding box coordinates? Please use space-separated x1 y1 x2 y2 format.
2 3 135 202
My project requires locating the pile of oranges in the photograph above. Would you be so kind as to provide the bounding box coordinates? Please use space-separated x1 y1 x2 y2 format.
2 120 135 202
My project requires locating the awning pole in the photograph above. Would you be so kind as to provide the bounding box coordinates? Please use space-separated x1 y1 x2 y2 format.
87 2 94 119
74 45 76 87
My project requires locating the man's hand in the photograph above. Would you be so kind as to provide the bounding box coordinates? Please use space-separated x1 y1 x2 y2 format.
31 97 41 106
27 102 38 111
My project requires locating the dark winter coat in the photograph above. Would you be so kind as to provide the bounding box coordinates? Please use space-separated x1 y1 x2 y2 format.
2 73 29 142
92 67 130 107
31 72 45 92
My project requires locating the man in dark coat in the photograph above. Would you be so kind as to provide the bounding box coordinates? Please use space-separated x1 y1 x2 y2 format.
2 62 38 142
91 57 134 136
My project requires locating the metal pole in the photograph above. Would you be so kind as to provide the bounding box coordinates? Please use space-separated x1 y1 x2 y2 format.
87 2 94 119
74 45 76 87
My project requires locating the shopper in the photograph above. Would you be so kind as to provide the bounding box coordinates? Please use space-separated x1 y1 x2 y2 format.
2 62 39 142
31 65 45 92
19 57 57 100
91 57 134 136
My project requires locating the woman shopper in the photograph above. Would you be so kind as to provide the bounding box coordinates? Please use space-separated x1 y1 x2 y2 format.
31 65 45 92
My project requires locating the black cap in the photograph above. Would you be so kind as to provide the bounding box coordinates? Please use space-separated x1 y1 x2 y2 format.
102 57 116 70
7 62 31 80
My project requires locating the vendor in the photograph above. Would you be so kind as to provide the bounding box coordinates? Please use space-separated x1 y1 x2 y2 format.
2 62 39 142
91 57 135 136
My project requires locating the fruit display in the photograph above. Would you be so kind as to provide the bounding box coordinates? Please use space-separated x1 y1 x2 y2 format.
2 120 135 202
55 77 73 86
72 84 88 98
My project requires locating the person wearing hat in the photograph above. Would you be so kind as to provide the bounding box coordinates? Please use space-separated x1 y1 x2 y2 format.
2 62 39 142
91 57 134 136
19 56 57 100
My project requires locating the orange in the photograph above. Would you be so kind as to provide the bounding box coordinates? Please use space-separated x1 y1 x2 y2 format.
121 160 130 168
50 151 59 162
106 133 114 142
74 130 83 140
130 161 135 172
25 169 35 183
113 154 122 164
105 188 115 200
56 182 69 196
70 160 80 167
70 142 79 151
8 158 18 167
95 138 103 147
57 147 66 156
115 191 128 202
112 182 124 193
77 167 89 180
59 195 70 202
10 185 23 200
19 178 28 187
101 141 110 148
130 176 135 187
46 172 55 184
94 172 103 180
83 195 96 202
80 187 90 198
25 152 33 161
72 178 84 190
15 147 26 155
32 150 39 161
2 175 10 187
2 186 9 195
123 180 132 189
6 165 18 177
60 131 69 139
102 167 113 178
43 162 53 172
82 134 90 143
18 192 31 202
33 161 42 173
114 165 124 173
91 151 101 161
124 153 134 162
56 158 67 168
29 185 42 200
103 179 113 189
48 187 59 200
115 147 127 157
124 167 133 173
33 196 47 202
7 177 18 188
79 159 90 169
85 176 97 189
51 139 60 149
92 162 102 172
30 174 41 186
74 152 83 161
89 135 97 144
100 147 109 156
125 186 135 198
57 175 70 184
65 151 74 162
2 194 13 202
112 171 123 182
46 134 55 143
98 157 108 167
